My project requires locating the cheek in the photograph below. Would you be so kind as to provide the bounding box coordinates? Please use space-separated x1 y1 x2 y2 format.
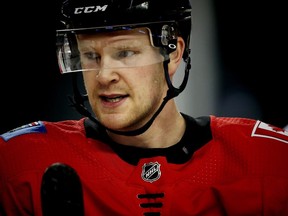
139 64 166 98
152 64 166 88
82 72 95 94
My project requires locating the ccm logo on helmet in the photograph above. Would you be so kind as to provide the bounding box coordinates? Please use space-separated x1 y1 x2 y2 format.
74 5 108 14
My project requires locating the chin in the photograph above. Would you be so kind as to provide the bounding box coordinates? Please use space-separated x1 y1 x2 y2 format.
100 115 128 130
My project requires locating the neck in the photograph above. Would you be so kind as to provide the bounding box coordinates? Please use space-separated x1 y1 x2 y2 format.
107 100 186 148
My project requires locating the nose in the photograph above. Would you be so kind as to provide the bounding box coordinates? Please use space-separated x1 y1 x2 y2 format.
95 56 120 84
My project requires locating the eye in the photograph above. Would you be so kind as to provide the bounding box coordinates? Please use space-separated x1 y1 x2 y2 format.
116 50 137 58
83 52 100 62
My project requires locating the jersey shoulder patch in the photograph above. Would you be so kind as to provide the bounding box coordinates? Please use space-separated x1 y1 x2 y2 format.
251 120 288 144
0 121 47 142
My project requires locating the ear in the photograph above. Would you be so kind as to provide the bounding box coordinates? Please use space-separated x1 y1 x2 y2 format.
168 37 185 76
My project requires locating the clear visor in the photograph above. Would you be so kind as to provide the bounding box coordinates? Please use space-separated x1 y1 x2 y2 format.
56 28 171 74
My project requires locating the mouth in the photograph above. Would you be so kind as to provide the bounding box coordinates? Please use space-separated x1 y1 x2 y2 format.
101 95 128 102
99 94 129 107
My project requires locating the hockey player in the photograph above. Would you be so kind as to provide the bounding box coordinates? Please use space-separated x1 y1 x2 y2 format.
1 0 288 215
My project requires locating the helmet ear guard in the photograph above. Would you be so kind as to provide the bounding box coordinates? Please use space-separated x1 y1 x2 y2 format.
160 24 178 55
161 24 177 45
147 22 178 54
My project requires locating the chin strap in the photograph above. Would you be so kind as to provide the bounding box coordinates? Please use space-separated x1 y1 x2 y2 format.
68 56 191 136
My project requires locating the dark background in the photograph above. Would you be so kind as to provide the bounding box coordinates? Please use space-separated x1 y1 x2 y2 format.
213 0 287 128
0 0 287 134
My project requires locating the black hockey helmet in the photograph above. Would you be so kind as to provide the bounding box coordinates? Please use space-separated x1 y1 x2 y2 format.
56 0 192 73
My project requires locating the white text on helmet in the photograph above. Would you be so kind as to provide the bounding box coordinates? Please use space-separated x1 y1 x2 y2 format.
74 5 108 14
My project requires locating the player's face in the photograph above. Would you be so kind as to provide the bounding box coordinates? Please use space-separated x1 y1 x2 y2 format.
77 28 168 131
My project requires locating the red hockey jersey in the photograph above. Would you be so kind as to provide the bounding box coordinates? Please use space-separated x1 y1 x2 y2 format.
0 114 288 215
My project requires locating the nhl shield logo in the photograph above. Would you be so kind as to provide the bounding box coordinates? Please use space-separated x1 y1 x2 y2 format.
141 162 161 183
